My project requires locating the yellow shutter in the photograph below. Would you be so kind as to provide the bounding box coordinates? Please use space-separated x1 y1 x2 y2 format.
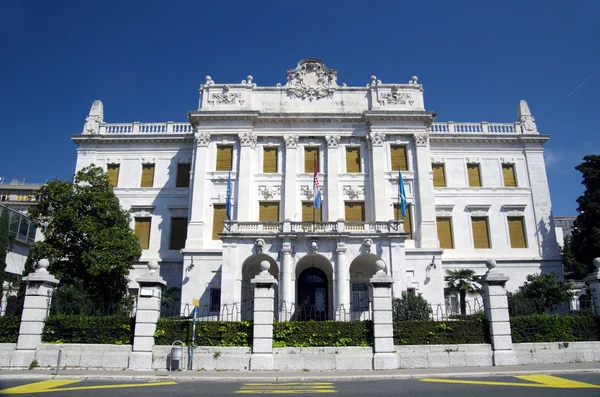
390 146 408 171
259 202 280 222
176 163 191 187
432 163 446 187
394 204 412 239
502 164 517 187
346 147 361 173
345 202 365 221
263 147 278 173
302 202 322 222
107 164 119 188
471 217 490 249
141 164 155 188
212 205 227 240
169 217 188 250
134 218 151 250
216 145 233 171
304 147 319 173
436 217 453 249
508 216 527 248
467 164 481 187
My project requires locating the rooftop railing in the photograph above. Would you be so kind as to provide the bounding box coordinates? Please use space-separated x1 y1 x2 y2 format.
430 121 520 134
100 122 193 135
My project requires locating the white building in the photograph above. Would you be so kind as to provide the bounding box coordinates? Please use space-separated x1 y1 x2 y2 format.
72 58 562 319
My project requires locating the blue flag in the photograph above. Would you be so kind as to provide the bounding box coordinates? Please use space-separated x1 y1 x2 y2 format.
399 169 407 218
226 169 232 220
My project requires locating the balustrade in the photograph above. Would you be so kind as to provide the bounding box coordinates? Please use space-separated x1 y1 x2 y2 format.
431 122 519 134
102 122 192 134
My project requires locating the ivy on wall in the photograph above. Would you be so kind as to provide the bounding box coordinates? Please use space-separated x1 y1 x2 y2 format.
42 315 134 345
154 319 252 347
273 321 374 347
393 318 490 345
511 314 600 343
0 316 20 343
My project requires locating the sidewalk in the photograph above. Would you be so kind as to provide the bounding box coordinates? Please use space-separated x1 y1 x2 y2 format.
2 363 600 382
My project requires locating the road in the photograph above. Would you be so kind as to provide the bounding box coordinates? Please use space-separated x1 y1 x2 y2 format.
2 374 600 396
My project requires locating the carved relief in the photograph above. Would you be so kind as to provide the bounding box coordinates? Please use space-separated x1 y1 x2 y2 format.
258 185 281 200
83 114 102 135
414 132 429 147
239 132 257 148
195 132 211 147
283 134 299 148
285 58 338 101
209 86 244 105
378 85 415 106
301 185 317 200
325 134 341 148
521 116 537 132
367 132 385 147
343 185 365 200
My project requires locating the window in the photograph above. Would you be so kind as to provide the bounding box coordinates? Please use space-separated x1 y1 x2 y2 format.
407 288 416 296
508 216 527 248
394 203 412 239
259 202 280 222
216 145 233 171
352 284 368 311
467 163 481 187
432 163 446 187
471 217 490 249
304 147 319 173
436 217 454 249
210 288 221 312
390 145 408 171
169 217 188 250
107 164 120 188
345 201 365 222
346 147 361 173
176 163 191 187
263 147 278 173
134 217 151 250
212 205 227 240
140 164 155 188
302 201 322 222
502 164 517 187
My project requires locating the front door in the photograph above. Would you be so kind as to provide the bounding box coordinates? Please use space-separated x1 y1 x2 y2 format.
297 267 328 321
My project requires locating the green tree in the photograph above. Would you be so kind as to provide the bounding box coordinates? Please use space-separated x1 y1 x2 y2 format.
566 155 600 278
392 290 432 321
0 208 9 289
513 272 574 310
28 165 141 307
444 269 480 316
562 235 587 280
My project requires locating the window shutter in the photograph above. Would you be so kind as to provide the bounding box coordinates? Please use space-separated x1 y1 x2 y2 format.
394 203 412 239
259 202 280 222
508 216 527 248
134 217 151 250
107 164 120 188
216 145 233 171
302 202 322 222
502 164 517 187
169 217 188 250
176 163 191 187
345 202 365 222
263 147 278 173
467 164 481 187
140 164 155 188
346 147 361 173
432 163 446 187
304 147 319 173
212 205 227 240
471 217 490 249
390 146 408 171
437 217 454 249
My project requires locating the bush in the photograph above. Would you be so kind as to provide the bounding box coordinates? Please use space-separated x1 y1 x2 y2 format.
273 321 373 347
42 315 134 344
0 316 20 343
511 314 600 343
154 319 252 347
393 291 433 321
393 318 489 345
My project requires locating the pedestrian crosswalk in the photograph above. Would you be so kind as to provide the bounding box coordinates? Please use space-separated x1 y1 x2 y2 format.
235 382 337 394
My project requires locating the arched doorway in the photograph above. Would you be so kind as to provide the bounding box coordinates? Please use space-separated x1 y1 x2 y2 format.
297 267 329 321
241 254 279 320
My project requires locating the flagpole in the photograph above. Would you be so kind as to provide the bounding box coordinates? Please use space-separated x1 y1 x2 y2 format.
313 154 317 230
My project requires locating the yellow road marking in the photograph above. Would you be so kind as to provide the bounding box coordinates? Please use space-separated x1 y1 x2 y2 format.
421 375 600 389
236 382 337 394
0 379 177 394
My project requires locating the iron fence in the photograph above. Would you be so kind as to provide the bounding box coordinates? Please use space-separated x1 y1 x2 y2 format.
278 301 373 322
161 299 254 322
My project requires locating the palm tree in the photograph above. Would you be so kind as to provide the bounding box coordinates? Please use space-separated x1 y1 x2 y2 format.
444 269 480 316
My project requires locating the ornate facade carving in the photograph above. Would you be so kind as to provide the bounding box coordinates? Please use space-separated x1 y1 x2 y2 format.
195 132 211 147
258 185 281 200
367 132 385 147
283 134 299 148
300 185 318 200
325 134 341 148
414 132 429 147
285 58 338 101
378 86 415 106
343 185 364 200
209 86 244 105
239 132 257 148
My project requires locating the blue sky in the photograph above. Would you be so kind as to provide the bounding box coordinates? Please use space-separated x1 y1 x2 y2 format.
1 0 598 216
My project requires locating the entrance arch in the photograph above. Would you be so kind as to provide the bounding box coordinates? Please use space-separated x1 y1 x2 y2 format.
295 254 333 321
349 254 384 318
241 254 279 320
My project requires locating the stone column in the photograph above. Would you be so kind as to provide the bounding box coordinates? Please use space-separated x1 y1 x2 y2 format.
325 135 341 221
368 131 388 221
12 259 59 368
283 135 299 221
335 241 350 318
370 260 396 370
129 260 166 370
0 281 9 316
480 259 516 366
413 132 438 248
279 240 294 320
584 258 600 316
186 131 210 249
250 261 278 371
237 132 256 221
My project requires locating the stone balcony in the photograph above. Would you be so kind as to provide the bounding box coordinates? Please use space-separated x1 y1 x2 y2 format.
220 220 406 237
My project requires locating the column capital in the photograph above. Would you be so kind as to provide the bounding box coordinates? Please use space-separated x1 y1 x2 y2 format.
239 132 257 149
336 241 347 254
283 134 299 148
325 134 341 148
367 132 385 147
282 241 293 254
413 132 429 147
195 132 211 147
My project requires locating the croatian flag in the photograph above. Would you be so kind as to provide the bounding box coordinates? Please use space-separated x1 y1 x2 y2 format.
313 157 322 209
226 169 232 220
398 169 407 218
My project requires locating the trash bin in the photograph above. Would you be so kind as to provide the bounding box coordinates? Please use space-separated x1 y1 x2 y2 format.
170 340 184 371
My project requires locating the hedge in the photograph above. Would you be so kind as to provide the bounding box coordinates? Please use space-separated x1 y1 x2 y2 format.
0 316 20 343
273 321 373 347
154 319 252 347
511 314 600 343
42 315 134 344
393 319 490 345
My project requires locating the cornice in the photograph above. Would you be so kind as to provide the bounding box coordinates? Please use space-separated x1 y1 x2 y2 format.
71 134 193 145
429 134 550 144
363 110 437 125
